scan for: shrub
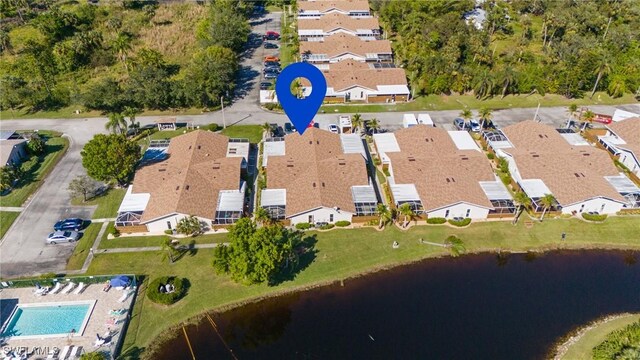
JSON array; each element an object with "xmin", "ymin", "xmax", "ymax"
[
  {"xmin": 146, "ymin": 276, "xmax": 186, "ymax": 305},
  {"xmin": 593, "ymin": 320, "xmax": 640, "ymax": 360},
  {"xmin": 335, "ymin": 220, "xmax": 351, "ymax": 227},
  {"xmin": 582, "ymin": 213, "xmax": 608, "ymax": 222},
  {"xmin": 448, "ymin": 218, "xmax": 471, "ymax": 227},
  {"xmin": 373, "ymin": 157, "xmax": 381, "ymax": 166},
  {"xmin": 486, "ymin": 153, "xmax": 495, "ymax": 160},
  {"xmin": 319, "ymin": 223, "xmax": 335, "ymax": 230},
  {"xmin": 110, "ymin": 227, "xmax": 120, "ymax": 237},
  {"xmin": 164, "ymin": 229, "xmax": 173, "ymax": 235},
  {"xmin": 204, "ymin": 123, "xmax": 220, "ymax": 132},
  {"xmin": 426, "ymin": 217, "xmax": 446, "ymax": 224},
  {"xmin": 500, "ymin": 173, "xmax": 512, "ymax": 186},
  {"xmin": 177, "ymin": 215, "xmax": 203, "ymax": 236},
  {"xmin": 295, "ymin": 222, "xmax": 311, "ymax": 230}
]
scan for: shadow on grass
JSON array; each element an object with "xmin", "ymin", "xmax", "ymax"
[
  {"xmin": 173, "ymin": 240, "xmax": 197, "ymax": 262},
  {"xmin": 118, "ymin": 346, "xmax": 145, "ymax": 360},
  {"xmin": 269, "ymin": 234, "xmax": 318, "ymax": 286}
]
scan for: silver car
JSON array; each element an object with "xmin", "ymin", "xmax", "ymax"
[{"xmin": 47, "ymin": 230, "xmax": 80, "ymax": 244}]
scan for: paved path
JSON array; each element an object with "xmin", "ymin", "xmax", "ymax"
[
  {"xmin": 0, "ymin": 207, "xmax": 24, "ymax": 212},
  {"xmin": 99, "ymin": 242, "xmax": 224, "ymax": 254},
  {"xmin": 80, "ymin": 221, "xmax": 110, "ymax": 272}
]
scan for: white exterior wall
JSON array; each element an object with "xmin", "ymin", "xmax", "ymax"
[
  {"xmin": 331, "ymin": 53, "xmax": 366, "ymax": 63},
  {"xmin": 289, "ymin": 207, "xmax": 353, "ymax": 225},
  {"xmin": 342, "ymin": 86, "xmax": 372, "ymax": 101},
  {"xmin": 618, "ymin": 149, "xmax": 640, "ymax": 176},
  {"xmin": 145, "ymin": 213, "xmax": 213, "ymax": 233},
  {"xmin": 561, "ymin": 198, "xmax": 625, "ymax": 215},
  {"xmin": 426, "ymin": 203, "xmax": 490, "ymax": 220}
]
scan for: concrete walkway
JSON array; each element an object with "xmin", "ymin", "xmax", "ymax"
[
  {"xmin": 80, "ymin": 221, "xmax": 110, "ymax": 272},
  {"xmin": 92, "ymin": 218, "xmax": 116, "ymax": 223},
  {"xmin": 0, "ymin": 207, "xmax": 24, "ymax": 212},
  {"xmin": 99, "ymin": 242, "xmax": 224, "ymax": 254}
]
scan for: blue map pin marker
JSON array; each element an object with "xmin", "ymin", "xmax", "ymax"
[{"xmin": 276, "ymin": 62, "xmax": 327, "ymax": 135}]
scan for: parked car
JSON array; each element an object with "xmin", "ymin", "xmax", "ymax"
[
  {"xmin": 328, "ymin": 124, "xmax": 339, "ymax": 133},
  {"xmin": 263, "ymin": 31, "xmax": 280, "ymax": 40},
  {"xmin": 264, "ymin": 42, "xmax": 278, "ymax": 49},
  {"xmin": 468, "ymin": 119, "xmax": 481, "ymax": 132},
  {"xmin": 54, "ymin": 218, "xmax": 84, "ymax": 231},
  {"xmin": 284, "ymin": 122, "xmax": 297, "ymax": 133},
  {"xmin": 264, "ymin": 68, "xmax": 280, "ymax": 75},
  {"xmin": 47, "ymin": 230, "xmax": 80, "ymax": 244},
  {"xmin": 271, "ymin": 125, "xmax": 285, "ymax": 137},
  {"xmin": 453, "ymin": 118, "xmax": 467, "ymax": 130},
  {"xmin": 264, "ymin": 72, "xmax": 278, "ymax": 79},
  {"xmin": 264, "ymin": 60, "xmax": 280, "ymax": 67},
  {"xmin": 264, "ymin": 55, "xmax": 280, "ymax": 62},
  {"xmin": 260, "ymin": 81, "xmax": 273, "ymax": 90}
]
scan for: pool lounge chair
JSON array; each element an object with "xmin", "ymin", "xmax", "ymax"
[
  {"xmin": 118, "ymin": 290, "xmax": 132, "ymax": 303},
  {"xmin": 69, "ymin": 346, "xmax": 83, "ymax": 359},
  {"xmin": 49, "ymin": 282, "xmax": 62, "ymax": 294},
  {"xmin": 33, "ymin": 286, "xmax": 50, "ymax": 296},
  {"xmin": 74, "ymin": 282, "xmax": 87, "ymax": 294},
  {"xmin": 59, "ymin": 346, "xmax": 71, "ymax": 360},
  {"xmin": 61, "ymin": 282, "xmax": 76, "ymax": 294}
]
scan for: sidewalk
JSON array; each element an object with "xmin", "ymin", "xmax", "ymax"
[{"xmin": 99, "ymin": 243, "xmax": 225, "ymax": 254}]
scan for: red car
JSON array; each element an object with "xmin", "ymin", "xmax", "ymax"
[{"xmin": 263, "ymin": 31, "xmax": 280, "ymax": 40}]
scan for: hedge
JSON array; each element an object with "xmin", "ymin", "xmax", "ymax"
[
  {"xmin": 147, "ymin": 276, "xmax": 186, "ymax": 305},
  {"xmin": 582, "ymin": 213, "xmax": 608, "ymax": 222},
  {"xmin": 335, "ymin": 220, "xmax": 351, "ymax": 227},
  {"xmin": 593, "ymin": 320, "xmax": 640, "ymax": 360},
  {"xmin": 426, "ymin": 217, "xmax": 446, "ymax": 224},
  {"xmin": 319, "ymin": 223, "xmax": 335, "ymax": 230},
  {"xmin": 486, "ymin": 153, "xmax": 495, "ymax": 160},
  {"xmin": 447, "ymin": 218, "xmax": 471, "ymax": 227},
  {"xmin": 295, "ymin": 222, "xmax": 311, "ymax": 230}
]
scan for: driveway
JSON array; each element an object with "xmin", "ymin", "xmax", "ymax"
[{"xmin": 0, "ymin": 121, "xmax": 100, "ymax": 278}]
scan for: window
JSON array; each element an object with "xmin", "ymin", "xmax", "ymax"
[
  {"xmin": 465, "ymin": 209, "xmax": 471, "ymax": 218},
  {"xmin": 579, "ymin": 204, "xmax": 585, "ymax": 213},
  {"xmin": 444, "ymin": 210, "xmax": 450, "ymax": 218},
  {"xmin": 330, "ymin": 214, "xmax": 334, "ymax": 222},
  {"xmin": 215, "ymin": 211, "xmax": 242, "ymax": 224},
  {"xmin": 600, "ymin": 203, "xmax": 605, "ymax": 213},
  {"xmin": 166, "ymin": 221, "xmax": 172, "ymax": 230},
  {"xmin": 308, "ymin": 215, "xmax": 314, "ymax": 223}
]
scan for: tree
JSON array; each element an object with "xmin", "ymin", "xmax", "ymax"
[
  {"xmin": 26, "ymin": 136, "xmax": 45, "ymax": 155},
  {"xmin": 81, "ymin": 134, "xmax": 141, "ymax": 186},
  {"xmin": 80, "ymin": 352, "xmax": 107, "ymax": 360},
  {"xmin": 105, "ymin": 112, "xmax": 127, "ymax": 134},
  {"xmin": 196, "ymin": 0, "xmax": 250, "ymax": 53},
  {"xmin": 111, "ymin": 32, "xmax": 132, "ymax": 71},
  {"xmin": 68, "ymin": 175, "xmax": 99, "ymax": 202},
  {"xmin": 397, "ymin": 203, "xmax": 416, "ymax": 228},
  {"xmin": 177, "ymin": 215, "xmax": 203, "ymax": 236},
  {"xmin": 375, "ymin": 204, "xmax": 392, "ymax": 229},
  {"xmin": 460, "ymin": 109, "xmax": 473, "ymax": 122},
  {"xmin": 513, "ymin": 191, "xmax": 531, "ymax": 224},
  {"xmin": 351, "ymin": 113, "xmax": 363, "ymax": 134},
  {"xmin": 212, "ymin": 218, "xmax": 302, "ymax": 285},
  {"xmin": 539, "ymin": 193, "xmax": 556, "ymax": 221},
  {"xmin": 590, "ymin": 57, "xmax": 611, "ymax": 99},
  {"xmin": 0, "ymin": 166, "xmax": 18, "ymax": 192},
  {"xmin": 124, "ymin": 106, "xmax": 141, "ymax": 135},
  {"xmin": 478, "ymin": 107, "xmax": 492, "ymax": 130},
  {"xmin": 254, "ymin": 206, "xmax": 271, "ymax": 226},
  {"xmin": 182, "ymin": 45, "xmax": 237, "ymax": 108},
  {"xmin": 261, "ymin": 122, "xmax": 272, "ymax": 139},
  {"xmin": 368, "ymin": 118, "xmax": 380, "ymax": 134},
  {"xmin": 160, "ymin": 238, "xmax": 177, "ymax": 263},
  {"xmin": 82, "ymin": 78, "xmax": 127, "ymax": 112},
  {"xmin": 567, "ymin": 104, "xmax": 578, "ymax": 124},
  {"xmin": 444, "ymin": 235, "xmax": 466, "ymax": 257},
  {"xmin": 580, "ymin": 109, "xmax": 596, "ymax": 130}
]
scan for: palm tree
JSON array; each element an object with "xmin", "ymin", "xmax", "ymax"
[
  {"xmin": 105, "ymin": 112, "xmax": 127, "ymax": 134},
  {"xmin": 290, "ymin": 79, "xmax": 303, "ymax": 98},
  {"xmin": 539, "ymin": 193, "xmax": 556, "ymax": 221},
  {"xmin": 351, "ymin": 113, "xmax": 363, "ymax": 134},
  {"xmin": 397, "ymin": 203, "xmax": 415, "ymax": 228},
  {"xmin": 478, "ymin": 107, "xmax": 492, "ymax": 130},
  {"xmin": 581, "ymin": 109, "xmax": 596, "ymax": 131},
  {"xmin": 261, "ymin": 122, "xmax": 272, "ymax": 139},
  {"xmin": 460, "ymin": 109, "xmax": 473, "ymax": 122},
  {"xmin": 444, "ymin": 236, "xmax": 466, "ymax": 257},
  {"xmin": 254, "ymin": 206, "xmax": 271, "ymax": 226},
  {"xmin": 567, "ymin": 104, "xmax": 578, "ymax": 126},
  {"xmin": 513, "ymin": 191, "xmax": 531, "ymax": 224},
  {"xmin": 473, "ymin": 70, "xmax": 494, "ymax": 99},
  {"xmin": 590, "ymin": 57, "xmax": 611, "ymax": 99},
  {"xmin": 123, "ymin": 106, "xmax": 140, "ymax": 135},
  {"xmin": 376, "ymin": 204, "xmax": 392, "ymax": 229},
  {"xmin": 112, "ymin": 32, "xmax": 132, "ymax": 71},
  {"xmin": 160, "ymin": 238, "xmax": 176, "ymax": 263},
  {"xmin": 368, "ymin": 118, "xmax": 380, "ymax": 134}
]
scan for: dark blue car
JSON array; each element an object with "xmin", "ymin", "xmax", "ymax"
[{"xmin": 54, "ymin": 218, "xmax": 84, "ymax": 231}]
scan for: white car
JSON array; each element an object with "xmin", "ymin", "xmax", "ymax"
[
  {"xmin": 47, "ymin": 230, "xmax": 80, "ymax": 244},
  {"xmin": 328, "ymin": 124, "xmax": 339, "ymax": 133}
]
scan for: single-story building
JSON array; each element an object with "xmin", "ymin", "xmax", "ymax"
[
  {"xmin": 298, "ymin": 12, "xmax": 380, "ymax": 41},
  {"xmin": 0, "ymin": 131, "xmax": 27, "ymax": 168},
  {"xmin": 297, "ymin": 0, "xmax": 371, "ymax": 19},
  {"xmin": 598, "ymin": 117, "xmax": 640, "ymax": 178},
  {"xmin": 261, "ymin": 128, "xmax": 377, "ymax": 225},
  {"xmin": 155, "ymin": 117, "xmax": 177, "ymax": 131},
  {"xmin": 300, "ymin": 33, "xmax": 392, "ymax": 63},
  {"xmin": 115, "ymin": 130, "xmax": 248, "ymax": 232},
  {"xmin": 486, "ymin": 120, "xmax": 637, "ymax": 214},
  {"xmin": 373, "ymin": 125, "xmax": 515, "ymax": 219}
]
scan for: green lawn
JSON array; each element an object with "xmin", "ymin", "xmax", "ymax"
[
  {"xmin": 99, "ymin": 231, "xmax": 227, "ymax": 249},
  {"xmin": 86, "ymin": 216, "xmax": 640, "ymax": 356},
  {"xmin": 319, "ymin": 92, "xmax": 638, "ymax": 114},
  {"xmin": 0, "ymin": 135, "xmax": 69, "ymax": 207},
  {"xmin": 66, "ymin": 222, "xmax": 103, "ymax": 270},
  {"xmin": 220, "ymin": 125, "xmax": 263, "ymax": 143},
  {"xmin": 0, "ymin": 211, "xmax": 20, "ymax": 240},
  {"xmin": 71, "ymin": 188, "xmax": 126, "ymax": 219},
  {"xmin": 561, "ymin": 314, "xmax": 640, "ymax": 360},
  {"xmin": 0, "ymin": 105, "xmax": 207, "ymax": 121}
]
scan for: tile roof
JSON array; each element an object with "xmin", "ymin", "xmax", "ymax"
[
  {"xmin": 302, "ymin": 60, "xmax": 407, "ymax": 91},
  {"xmin": 266, "ymin": 128, "xmax": 370, "ymax": 216},
  {"xmin": 500, "ymin": 120, "xmax": 626, "ymax": 205},
  {"xmin": 388, "ymin": 125, "xmax": 495, "ymax": 211},
  {"xmin": 298, "ymin": 0, "xmax": 370, "ymax": 13},
  {"xmin": 298, "ymin": 12, "xmax": 379, "ymax": 31},
  {"xmin": 131, "ymin": 130, "xmax": 243, "ymax": 222},
  {"xmin": 300, "ymin": 33, "xmax": 391, "ymax": 58}
]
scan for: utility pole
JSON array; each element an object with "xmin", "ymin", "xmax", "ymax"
[{"xmin": 221, "ymin": 96, "xmax": 226, "ymax": 129}]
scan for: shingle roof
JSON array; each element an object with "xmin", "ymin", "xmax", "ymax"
[
  {"xmin": 131, "ymin": 130, "xmax": 243, "ymax": 222},
  {"xmin": 300, "ymin": 33, "xmax": 391, "ymax": 58},
  {"xmin": 298, "ymin": 12, "xmax": 379, "ymax": 32},
  {"xmin": 302, "ymin": 60, "xmax": 407, "ymax": 91},
  {"xmin": 266, "ymin": 128, "xmax": 370, "ymax": 216},
  {"xmin": 298, "ymin": 0, "xmax": 370, "ymax": 13},
  {"xmin": 607, "ymin": 117, "xmax": 640, "ymax": 156},
  {"xmin": 388, "ymin": 125, "xmax": 495, "ymax": 211},
  {"xmin": 500, "ymin": 120, "xmax": 626, "ymax": 205},
  {"xmin": 0, "ymin": 139, "xmax": 26, "ymax": 166}
]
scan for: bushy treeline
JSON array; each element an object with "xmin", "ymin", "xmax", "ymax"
[
  {"xmin": 372, "ymin": 0, "xmax": 640, "ymax": 99},
  {"xmin": 0, "ymin": 0, "xmax": 251, "ymax": 112},
  {"xmin": 593, "ymin": 320, "xmax": 640, "ymax": 360}
]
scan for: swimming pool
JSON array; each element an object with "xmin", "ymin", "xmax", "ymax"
[{"xmin": 1, "ymin": 300, "xmax": 96, "ymax": 339}]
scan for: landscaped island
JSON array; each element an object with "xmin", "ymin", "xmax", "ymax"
[{"xmin": 83, "ymin": 216, "xmax": 640, "ymax": 358}]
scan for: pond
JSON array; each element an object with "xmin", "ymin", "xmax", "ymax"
[{"xmin": 156, "ymin": 251, "xmax": 640, "ymax": 359}]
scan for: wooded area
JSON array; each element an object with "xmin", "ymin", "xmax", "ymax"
[
  {"xmin": 372, "ymin": 0, "xmax": 640, "ymax": 99},
  {"xmin": 0, "ymin": 0, "xmax": 250, "ymax": 113}
]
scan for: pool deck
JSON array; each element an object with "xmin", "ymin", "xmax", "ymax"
[{"xmin": 0, "ymin": 283, "xmax": 136, "ymax": 358}]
